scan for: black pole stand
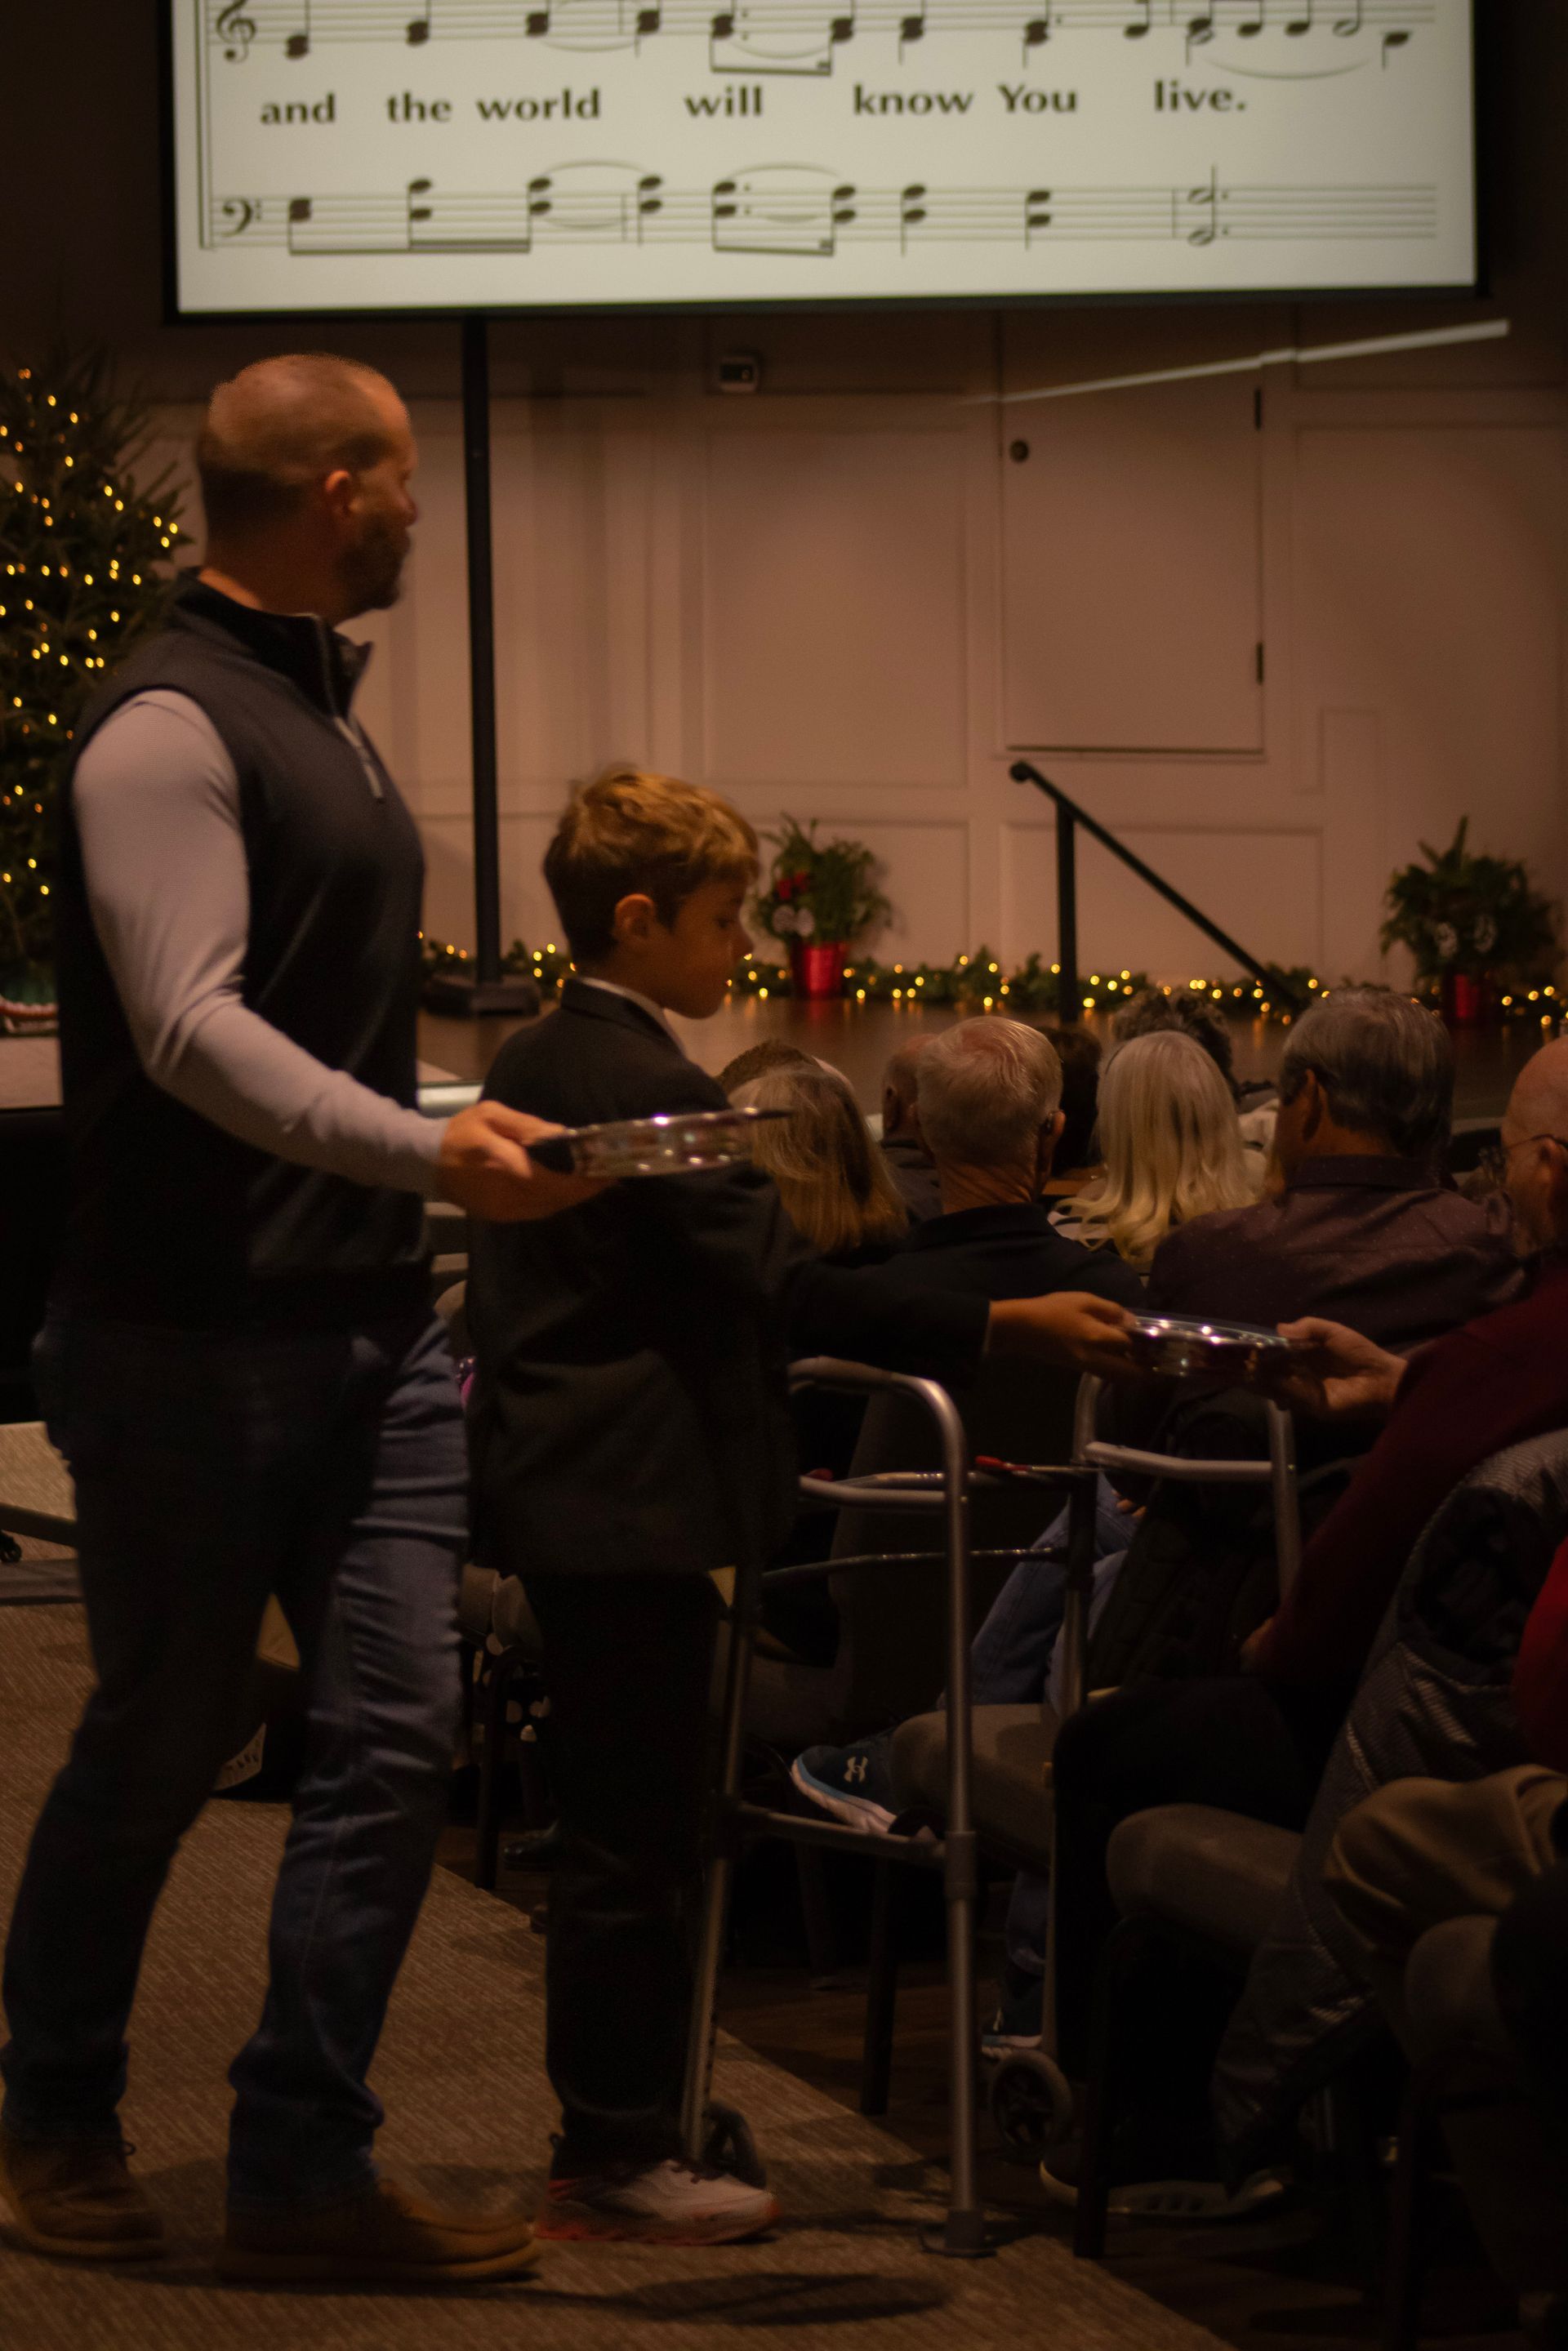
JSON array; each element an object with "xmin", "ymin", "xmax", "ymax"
[
  {"xmin": 1055, "ymin": 798, "xmax": 1079, "ymax": 1028},
  {"xmin": 1012, "ymin": 761, "xmax": 1307, "ymax": 1019},
  {"xmin": 424, "ymin": 315, "xmax": 540, "ymax": 1017}
]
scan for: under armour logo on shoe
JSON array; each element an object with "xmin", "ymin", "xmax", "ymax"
[{"xmin": 845, "ymin": 1757, "xmax": 867, "ymax": 1783}]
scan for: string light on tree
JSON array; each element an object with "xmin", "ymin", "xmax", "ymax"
[{"xmin": 0, "ymin": 350, "xmax": 189, "ymax": 1013}]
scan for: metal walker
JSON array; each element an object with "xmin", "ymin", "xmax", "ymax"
[{"xmin": 678, "ymin": 1354, "xmax": 1102, "ymax": 2255}]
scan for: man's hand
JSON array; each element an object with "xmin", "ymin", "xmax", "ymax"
[
  {"xmin": 436, "ymin": 1102, "xmax": 610, "ymax": 1222},
  {"xmin": 1268, "ymin": 1317, "xmax": 1406, "ymax": 1421},
  {"xmin": 987, "ymin": 1291, "xmax": 1140, "ymax": 1378}
]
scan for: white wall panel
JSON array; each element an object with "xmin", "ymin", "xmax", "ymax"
[{"xmin": 700, "ymin": 426, "xmax": 969, "ymax": 791}]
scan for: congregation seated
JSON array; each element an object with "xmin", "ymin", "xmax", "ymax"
[
  {"xmin": 733, "ymin": 1060, "xmax": 908, "ymax": 1268},
  {"xmin": 1036, "ymin": 1023, "xmax": 1102, "ymax": 1208},
  {"xmin": 1042, "ymin": 1034, "xmax": 1568, "ymax": 2200},
  {"xmin": 811, "ymin": 1016, "xmax": 1144, "ymax": 1325},
  {"xmin": 1147, "ymin": 984, "xmax": 1519, "ymax": 1344},
  {"xmin": 1051, "ymin": 1027, "xmax": 1256, "ymax": 1271},
  {"xmin": 1111, "ymin": 982, "xmax": 1276, "ymax": 1166},
  {"xmin": 875, "ymin": 1039, "xmax": 942, "ymax": 1223}
]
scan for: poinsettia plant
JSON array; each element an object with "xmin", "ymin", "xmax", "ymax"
[
  {"xmin": 756, "ymin": 815, "xmax": 891, "ymax": 949},
  {"xmin": 1381, "ymin": 818, "xmax": 1559, "ymax": 986}
]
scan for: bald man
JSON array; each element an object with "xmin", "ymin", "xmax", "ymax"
[{"xmin": 0, "ymin": 357, "xmax": 586, "ymax": 2283}]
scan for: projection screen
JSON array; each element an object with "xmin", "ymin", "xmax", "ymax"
[{"xmin": 165, "ymin": 0, "xmax": 1477, "ymax": 314}]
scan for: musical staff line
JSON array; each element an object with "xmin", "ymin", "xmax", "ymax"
[
  {"xmin": 207, "ymin": 167, "xmax": 1438, "ymax": 258},
  {"xmin": 208, "ymin": 0, "xmax": 1433, "ymax": 73}
]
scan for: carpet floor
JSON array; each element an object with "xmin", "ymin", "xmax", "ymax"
[{"xmin": 0, "ymin": 1608, "xmax": 1224, "ymax": 2351}]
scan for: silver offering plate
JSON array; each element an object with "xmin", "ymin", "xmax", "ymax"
[
  {"xmin": 528, "ymin": 1105, "xmax": 790, "ymax": 1178},
  {"xmin": 1127, "ymin": 1314, "xmax": 1306, "ymax": 1385}
]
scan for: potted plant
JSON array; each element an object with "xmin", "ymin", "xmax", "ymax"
[
  {"xmin": 755, "ymin": 816, "xmax": 891, "ymax": 999},
  {"xmin": 1381, "ymin": 819, "xmax": 1560, "ymax": 1024}
]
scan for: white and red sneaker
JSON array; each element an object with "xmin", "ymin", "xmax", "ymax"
[{"xmin": 536, "ymin": 2158, "xmax": 779, "ymax": 2245}]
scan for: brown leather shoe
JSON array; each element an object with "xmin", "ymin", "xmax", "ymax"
[
  {"xmin": 218, "ymin": 2175, "xmax": 541, "ymax": 2285},
  {"xmin": 0, "ymin": 2126, "xmax": 166, "ymax": 2261}
]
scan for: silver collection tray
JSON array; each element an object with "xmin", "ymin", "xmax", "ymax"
[
  {"xmin": 1127, "ymin": 1313, "xmax": 1306, "ymax": 1384},
  {"xmin": 528, "ymin": 1105, "xmax": 790, "ymax": 1178}
]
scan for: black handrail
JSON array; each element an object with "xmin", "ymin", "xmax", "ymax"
[{"xmin": 1010, "ymin": 762, "xmax": 1307, "ymax": 1021}]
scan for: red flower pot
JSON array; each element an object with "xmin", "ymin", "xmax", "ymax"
[
  {"xmin": 790, "ymin": 942, "xmax": 846, "ymax": 1000},
  {"xmin": 1439, "ymin": 972, "xmax": 1496, "ymax": 1026}
]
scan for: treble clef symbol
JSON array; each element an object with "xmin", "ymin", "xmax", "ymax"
[{"xmin": 216, "ymin": 1, "xmax": 258, "ymax": 59}]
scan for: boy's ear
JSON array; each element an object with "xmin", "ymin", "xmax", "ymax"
[{"xmin": 610, "ymin": 891, "xmax": 660, "ymax": 951}]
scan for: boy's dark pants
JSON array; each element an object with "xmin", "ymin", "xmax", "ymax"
[{"xmin": 524, "ymin": 1570, "xmax": 721, "ymax": 2172}]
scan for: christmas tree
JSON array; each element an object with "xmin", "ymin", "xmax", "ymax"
[{"xmin": 0, "ymin": 351, "xmax": 189, "ymax": 1010}]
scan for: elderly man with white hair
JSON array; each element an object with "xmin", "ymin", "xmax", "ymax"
[{"xmin": 824, "ymin": 1017, "xmax": 1146, "ymax": 1318}]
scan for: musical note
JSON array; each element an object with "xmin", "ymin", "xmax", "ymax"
[
  {"xmin": 1183, "ymin": 166, "xmax": 1220, "ymax": 245},
  {"xmin": 215, "ymin": 1, "xmax": 256, "ymax": 60},
  {"xmin": 207, "ymin": 167, "xmax": 1437, "ymax": 262},
  {"xmin": 712, "ymin": 165, "xmax": 844, "ymax": 254},
  {"xmin": 1023, "ymin": 186, "xmax": 1054, "ymax": 243},
  {"xmin": 198, "ymin": 0, "xmax": 1434, "ymax": 76}
]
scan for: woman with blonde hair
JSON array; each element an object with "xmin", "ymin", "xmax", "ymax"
[
  {"xmin": 1058, "ymin": 1027, "xmax": 1255, "ymax": 1272},
  {"xmin": 731, "ymin": 1062, "xmax": 908, "ymax": 1265}
]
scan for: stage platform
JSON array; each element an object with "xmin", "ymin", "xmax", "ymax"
[
  {"xmin": 419, "ymin": 997, "xmax": 1540, "ymax": 1129},
  {"xmin": 0, "ymin": 1606, "xmax": 1223, "ymax": 2351}
]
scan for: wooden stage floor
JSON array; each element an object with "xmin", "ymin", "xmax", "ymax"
[{"xmin": 419, "ymin": 995, "xmax": 1546, "ymax": 1127}]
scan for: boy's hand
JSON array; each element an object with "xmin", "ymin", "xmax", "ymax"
[
  {"xmin": 437, "ymin": 1103, "xmax": 610, "ymax": 1222},
  {"xmin": 1268, "ymin": 1317, "xmax": 1406, "ymax": 1421},
  {"xmin": 987, "ymin": 1292, "xmax": 1140, "ymax": 1378}
]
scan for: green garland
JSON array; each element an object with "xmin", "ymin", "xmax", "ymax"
[{"xmin": 421, "ymin": 935, "xmax": 1343, "ymax": 1022}]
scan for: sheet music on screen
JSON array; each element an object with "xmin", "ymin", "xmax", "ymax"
[{"xmin": 166, "ymin": 0, "xmax": 1477, "ymax": 313}]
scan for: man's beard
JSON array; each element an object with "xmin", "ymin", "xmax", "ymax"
[{"xmin": 339, "ymin": 510, "xmax": 410, "ymax": 616}]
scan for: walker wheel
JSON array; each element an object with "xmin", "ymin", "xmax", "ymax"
[
  {"xmin": 989, "ymin": 2050, "xmax": 1075, "ymax": 2162},
  {"xmin": 702, "ymin": 2101, "xmax": 768, "ymax": 2189}
]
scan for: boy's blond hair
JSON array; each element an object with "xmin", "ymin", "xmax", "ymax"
[{"xmin": 544, "ymin": 764, "xmax": 759, "ymax": 962}]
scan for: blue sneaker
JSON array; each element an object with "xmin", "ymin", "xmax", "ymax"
[{"xmin": 790, "ymin": 1732, "xmax": 898, "ymax": 1833}]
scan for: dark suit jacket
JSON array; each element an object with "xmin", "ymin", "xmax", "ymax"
[
  {"xmin": 468, "ymin": 981, "xmax": 989, "ymax": 1578},
  {"xmin": 849, "ymin": 1201, "xmax": 1146, "ymax": 1322}
]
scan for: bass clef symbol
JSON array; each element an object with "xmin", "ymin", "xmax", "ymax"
[{"xmin": 216, "ymin": 1, "xmax": 258, "ymax": 59}]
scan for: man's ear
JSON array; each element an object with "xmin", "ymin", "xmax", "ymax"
[
  {"xmin": 1037, "ymin": 1107, "xmax": 1066, "ymax": 1182},
  {"xmin": 610, "ymin": 892, "xmax": 659, "ymax": 951},
  {"xmin": 881, "ymin": 1085, "xmax": 902, "ymax": 1138},
  {"xmin": 318, "ymin": 467, "xmax": 357, "ymax": 528},
  {"xmin": 1298, "ymin": 1067, "xmax": 1325, "ymax": 1143}
]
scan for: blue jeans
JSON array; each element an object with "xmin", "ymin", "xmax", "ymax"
[
  {"xmin": 969, "ymin": 1478, "xmax": 1134, "ymax": 1981},
  {"xmin": 971, "ymin": 1478, "xmax": 1134, "ymax": 1705},
  {"xmin": 0, "ymin": 1308, "xmax": 466, "ymax": 2208}
]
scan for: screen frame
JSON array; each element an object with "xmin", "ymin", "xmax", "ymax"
[{"xmin": 158, "ymin": 0, "xmax": 1484, "ymax": 327}]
